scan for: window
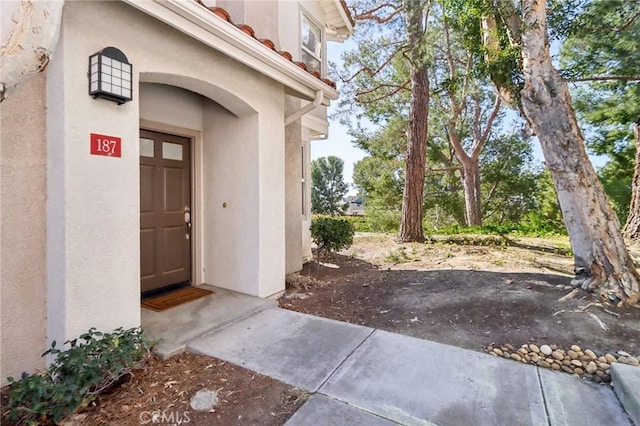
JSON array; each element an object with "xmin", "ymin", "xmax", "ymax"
[{"xmin": 301, "ymin": 14, "xmax": 322, "ymax": 74}]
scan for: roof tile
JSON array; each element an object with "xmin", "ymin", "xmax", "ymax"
[{"xmin": 195, "ymin": 0, "xmax": 336, "ymax": 89}]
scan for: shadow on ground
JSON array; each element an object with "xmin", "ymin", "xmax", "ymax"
[{"xmin": 283, "ymin": 252, "xmax": 640, "ymax": 356}]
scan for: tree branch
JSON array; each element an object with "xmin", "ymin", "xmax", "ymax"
[
  {"xmin": 568, "ymin": 75, "xmax": 640, "ymax": 82},
  {"xmin": 341, "ymin": 44, "xmax": 405, "ymax": 83},
  {"xmin": 356, "ymin": 80, "xmax": 411, "ymax": 104},
  {"xmin": 353, "ymin": 3, "xmax": 403, "ymax": 24},
  {"xmin": 616, "ymin": 10, "xmax": 640, "ymax": 32}
]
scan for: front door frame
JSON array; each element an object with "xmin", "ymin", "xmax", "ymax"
[{"xmin": 140, "ymin": 119, "xmax": 203, "ymax": 291}]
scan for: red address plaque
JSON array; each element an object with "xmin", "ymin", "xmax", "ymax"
[{"xmin": 90, "ymin": 133, "xmax": 121, "ymax": 157}]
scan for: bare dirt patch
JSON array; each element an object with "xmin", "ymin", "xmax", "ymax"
[
  {"xmin": 1, "ymin": 353, "xmax": 307, "ymax": 425},
  {"xmin": 282, "ymin": 233, "xmax": 640, "ymax": 382}
]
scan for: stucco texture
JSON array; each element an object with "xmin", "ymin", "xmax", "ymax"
[{"xmin": 1, "ymin": 72, "xmax": 48, "ymax": 386}]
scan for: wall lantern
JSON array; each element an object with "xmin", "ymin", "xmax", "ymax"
[{"xmin": 88, "ymin": 47, "xmax": 132, "ymax": 105}]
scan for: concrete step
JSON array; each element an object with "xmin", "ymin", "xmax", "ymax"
[{"xmin": 612, "ymin": 363, "xmax": 640, "ymax": 425}]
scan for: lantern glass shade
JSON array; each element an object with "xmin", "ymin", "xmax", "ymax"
[{"xmin": 88, "ymin": 47, "xmax": 132, "ymax": 105}]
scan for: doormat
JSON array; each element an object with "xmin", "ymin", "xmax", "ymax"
[{"xmin": 141, "ymin": 287, "xmax": 214, "ymax": 312}]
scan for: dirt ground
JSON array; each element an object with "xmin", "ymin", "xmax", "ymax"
[
  {"xmin": 1, "ymin": 353, "xmax": 307, "ymax": 426},
  {"xmin": 3, "ymin": 233, "xmax": 638, "ymax": 425},
  {"xmin": 282, "ymin": 233, "xmax": 640, "ymax": 364}
]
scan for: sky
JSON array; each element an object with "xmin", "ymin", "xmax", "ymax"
[{"xmin": 313, "ymin": 37, "xmax": 608, "ymax": 196}]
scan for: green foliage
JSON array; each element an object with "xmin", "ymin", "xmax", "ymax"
[
  {"xmin": 432, "ymin": 213, "xmax": 566, "ymax": 238},
  {"xmin": 311, "ymin": 156, "xmax": 350, "ymax": 216},
  {"xmin": 342, "ymin": 215, "xmax": 371, "ymax": 232},
  {"xmin": 364, "ymin": 206, "xmax": 402, "ymax": 233},
  {"xmin": 558, "ymin": 0, "xmax": 639, "ymax": 223},
  {"xmin": 310, "ymin": 215, "xmax": 355, "ymax": 262},
  {"xmin": 6, "ymin": 327, "xmax": 152, "ymax": 424}
]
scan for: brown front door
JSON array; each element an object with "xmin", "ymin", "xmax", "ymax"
[{"xmin": 139, "ymin": 130, "xmax": 192, "ymax": 294}]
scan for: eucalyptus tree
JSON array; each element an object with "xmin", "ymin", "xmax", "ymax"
[
  {"xmin": 557, "ymin": 0, "xmax": 640, "ymax": 240},
  {"xmin": 447, "ymin": 0, "xmax": 640, "ymax": 304}
]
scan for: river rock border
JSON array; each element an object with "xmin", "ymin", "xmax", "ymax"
[{"xmin": 486, "ymin": 343, "xmax": 640, "ymax": 384}]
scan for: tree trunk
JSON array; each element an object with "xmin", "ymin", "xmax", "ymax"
[
  {"xmin": 460, "ymin": 159, "xmax": 482, "ymax": 226},
  {"xmin": 398, "ymin": 0, "xmax": 431, "ymax": 242},
  {"xmin": 519, "ymin": 0, "xmax": 640, "ymax": 305},
  {"xmin": 623, "ymin": 118, "xmax": 640, "ymax": 241},
  {"xmin": 1, "ymin": 0, "xmax": 64, "ymax": 101}
]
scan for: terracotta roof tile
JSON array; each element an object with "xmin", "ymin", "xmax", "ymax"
[{"xmin": 195, "ymin": 0, "xmax": 336, "ymax": 89}]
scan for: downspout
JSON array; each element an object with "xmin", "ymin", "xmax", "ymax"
[
  {"xmin": 0, "ymin": 0, "xmax": 65, "ymax": 102},
  {"xmin": 285, "ymin": 90, "xmax": 323, "ymax": 126}
]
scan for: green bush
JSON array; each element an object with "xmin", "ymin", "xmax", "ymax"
[
  {"xmin": 431, "ymin": 215, "xmax": 565, "ymax": 237},
  {"xmin": 310, "ymin": 215, "xmax": 355, "ymax": 264},
  {"xmin": 365, "ymin": 208, "xmax": 401, "ymax": 232},
  {"xmin": 5, "ymin": 327, "xmax": 152, "ymax": 424},
  {"xmin": 343, "ymin": 215, "xmax": 371, "ymax": 232}
]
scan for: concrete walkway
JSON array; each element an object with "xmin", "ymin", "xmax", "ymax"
[{"xmin": 187, "ymin": 307, "xmax": 633, "ymax": 426}]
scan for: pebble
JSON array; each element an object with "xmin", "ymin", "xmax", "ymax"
[
  {"xmin": 190, "ymin": 389, "xmax": 218, "ymax": 411},
  {"xmin": 486, "ymin": 342, "xmax": 639, "ymax": 385},
  {"xmin": 584, "ymin": 349, "xmax": 597, "ymax": 360}
]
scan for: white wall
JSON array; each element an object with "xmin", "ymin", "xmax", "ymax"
[
  {"xmin": 46, "ymin": 5, "xmax": 141, "ymax": 348},
  {"xmin": 44, "ymin": 0, "xmax": 289, "ymax": 352}
]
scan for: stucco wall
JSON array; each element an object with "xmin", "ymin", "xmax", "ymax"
[
  {"xmin": 44, "ymin": 0, "xmax": 288, "ymax": 348},
  {"xmin": 0, "ymin": 72, "xmax": 48, "ymax": 386},
  {"xmin": 285, "ymin": 98, "xmax": 304, "ymax": 274}
]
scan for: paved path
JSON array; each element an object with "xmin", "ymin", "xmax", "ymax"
[{"xmin": 188, "ymin": 308, "xmax": 632, "ymax": 426}]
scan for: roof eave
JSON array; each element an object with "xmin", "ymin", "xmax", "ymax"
[{"xmin": 122, "ymin": 0, "xmax": 339, "ymax": 104}]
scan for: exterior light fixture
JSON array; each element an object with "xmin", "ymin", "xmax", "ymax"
[{"xmin": 88, "ymin": 47, "xmax": 132, "ymax": 105}]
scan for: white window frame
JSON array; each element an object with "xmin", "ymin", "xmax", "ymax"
[{"xmin": 301, "ymin": 12, "xmax": 323, "ymax": 75}]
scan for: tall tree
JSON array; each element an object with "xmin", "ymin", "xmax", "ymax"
[
  {"xmin": 470, "ymin": 0, "xmax": 640, "ymax": 304},
  {"xmin": 311, "ymin": 156, "xmax": 349, "ymax": 216},
  {"xmin": 626, "ymin": 119, "xmax": 640, "ymax": 241},
  {"xmin": 398, "ymin": 0, "xmax": 432, "ymax": 241},
  {"xmin": 436, "ymin": 11, "xmax": 502, "ymax": 226},
  {"xmin": 551, "ymin": 0, "xmax": 640, "ymax": 237},
  {"xmin": 557, "ymin": 0, "xmax": 640, "ymax": 235}
]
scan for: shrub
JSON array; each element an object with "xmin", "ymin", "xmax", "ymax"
[
  {"xmin": 365, "ymin": 208, "xmax": 401, "ymax": 232},
  {"xmin": 310, "ymin": 215, "xmax": 355, "ymax": 265},
  {"xmin": 5, "ymin": 327, "xmax": 152, "ymax": 424}
]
